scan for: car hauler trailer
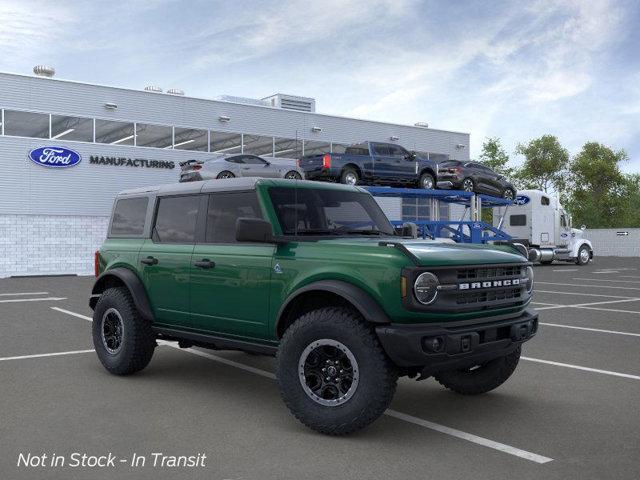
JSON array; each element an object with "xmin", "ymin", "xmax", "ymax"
[{"xmin": 492, "ymin": 190, "xmax": 593, "ymax": 265}]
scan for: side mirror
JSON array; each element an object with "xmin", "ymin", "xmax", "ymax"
[
  {"xmin": 264, "ymin": 161, "xmax": 271, "ymax": 166},
  {"xmin": 581, "ymin": 224, "xmax": 586, "ymax": 230},
  {"xmin": 236, "ymin": 218, "xmax": 274, "ymax": 243},
  {"xmin": 404, "ymin": 152, "xmax": 416, "ymax": 160}
]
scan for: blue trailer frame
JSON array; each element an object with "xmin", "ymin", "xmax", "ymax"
[{"xmin": 364, "ymin": 187, "xmax": 513, "ymax": 244}]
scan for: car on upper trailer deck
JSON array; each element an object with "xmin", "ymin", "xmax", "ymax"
[{"xmin": 437, "ymin": 160, "xmax": 517, "ymax": 199}]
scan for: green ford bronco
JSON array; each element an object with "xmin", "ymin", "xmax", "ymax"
[{"xmin": 90, "ymin": 178, "xmax": 537, "ymax": 435}]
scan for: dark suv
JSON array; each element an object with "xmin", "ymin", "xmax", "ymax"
[
  {"xmin": 90, "ymin": 178, "xmax": 537, "ymax": 435},
  {"xmin": 437, "ymin": 160, "xmax": 516, "ymax": 199}
]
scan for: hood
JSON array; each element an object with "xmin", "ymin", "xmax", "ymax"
[
  {"xmin": 399, "ymin": 240, "xmax": 526, "ymax": 266},
  {"xmin": 316, "ymin": 237, "xmax": 526, "ymax": 266}
]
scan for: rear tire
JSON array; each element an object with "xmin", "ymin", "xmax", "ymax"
[
  {"xmin": 340, "ymin": 168, "xmax": 359, "ymax": 186},
  {"xmin": 276, "ymin": 307, "xmax": 397, "ymax": 435},
  {"xmin": 502, "ymin": 188, "xmax": 516, "ymax": 200},
  {"xmin": 216, "ymin": 171, "xmax": 235, "ymax": 179},
  {"xmin": 419, "ymin": 172, "xmax": 435, "ymax": 189},
  {"xmin": 462, "ymin": 178, "xmax": 475, "ymax": 192},
  {"xmin": 285, "ymin": 171, "xmax": 302, "ymax": 180},
  {"xmin": 434, "ymin": 347, "xmax": 521, "ymax": 395},
  {"xmin": 92, "ymin": 287, "xmax": 155, "ymax": 376}
]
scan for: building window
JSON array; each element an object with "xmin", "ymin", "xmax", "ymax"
[
  {"xmin": 303, "ymin": 140, "xmax": 331, "ymax": 156},
  {"xmin": 173, "ymin": 127, "xmax": 208, "ymax": 151},
  {"xmin": 273, "ymin": 137, "xmax": 302, "ymax": 158},
  {"xmin": 95, "ymin": 119, "xmax": 135, "ymax": 145},
  {"xmin": 210, "ymin": 131, "xmax": 242, "ymax": 154},
  {"xmin": 51, "ymin": 114, "xmax": 94, "ymax": 142},
  {"xmin": 243, "ymin": 135, "xmax": 275, "ymax": 156},
  {"xmin": 135, "ymin": 123, "xmax": 173, "ymax": 148},
  {"xmin": 3, "ymin": 110, "xmax": 50, "ymax": 139}
]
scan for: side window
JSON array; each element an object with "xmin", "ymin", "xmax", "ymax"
[
  {"xmin": 510, "ymin": 214, "xmax": 527, "ymax": 226},
  {"xmin": 387, "ymin": 145, "xmax": 403, "ymax": 157},
  {"xmin": 226, "ymin": 156, "xmax": 244, "ymax": 164},
  {"xmin": 541, "ymin": 196, "xmax": 550, "ymax": 206},
  {"xmin": 206, "ymin": 192, "xmax": 263, "ymax": 243},
  {"xmin": 110, "ymin": 197, "xmax": 148, "ymax": 236},
  {"xmin": 153, "ymin": 195, "xmax": 200, "ymax": 244},
  {"xmin": 560, "ymin": 215, "xmax": 567, "ymax": 228},
  {"xmin": 372, "ymin": 144, "xmax": 390, "ymax": 156},
  {"xmin": 243, "ymin": 156, "xmax": 267, "ymax": 165}
]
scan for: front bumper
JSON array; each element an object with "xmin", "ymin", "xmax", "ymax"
[{"xmin": 375, "ymin": 309, "xmax": 538, "ymax": 373}]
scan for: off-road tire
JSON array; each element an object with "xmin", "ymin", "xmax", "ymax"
[
  {"xmin": 276, "ymin": 307, "xmax": 398, "ymax": 435},
  {"xmin": 434, "ymin": 346, "xmax": 521, "ymax": 395},
  {"xmin": 92, "ymin": 287, "xmax": 155, "ymax": 376},
  {"xmin": 419, "ymin": 172, "xmax": 435, "ymax": 189},
  {"xmin": 340, "ymin": 168, "xmax": 359, "ymax": 186}
]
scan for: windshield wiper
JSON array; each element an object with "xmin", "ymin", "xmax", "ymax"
[{"xmin": 341, "ymin": 229, "xmax": 387, "ymax": 235}]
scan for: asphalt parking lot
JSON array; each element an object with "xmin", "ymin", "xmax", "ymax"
[{"xmin": 1, "ymin": 257, "xmax": 639, "ymax": 480}]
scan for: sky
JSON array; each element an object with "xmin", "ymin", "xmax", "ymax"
[{"xmin": 1, "ymin": 0, "xmax": 639, "ymax": 171}]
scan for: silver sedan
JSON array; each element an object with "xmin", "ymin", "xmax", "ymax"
[{"xmin": 179, "ymin": 154, "xmax": 305, "ymax": 182}]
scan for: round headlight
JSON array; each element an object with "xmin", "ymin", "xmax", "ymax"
[
  {"xmin": 525, "ymin": 266, "xmax": 534, "ymax": 293},
  {"xmin": 414, "ymin": 272, "xmax": 439, "ymax": 305}
]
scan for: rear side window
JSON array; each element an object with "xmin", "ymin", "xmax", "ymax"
[
  {"xmin": 345, "ymin": 146, "xmax": 369, "ymax": 156},
  {"xmin": 153, "ymin": 195, "xmax": 200, "ymax": 243},
  {"xmin": 110, "ymin": 197, "xmax": 148, "ymax": 236},
  {"xmin": 205, "ymin": 192, "xmax": 262, "ymax": 243},
  {"xmin": 510, "ymin": 214, "xmax": 527, "ymax": 226}
]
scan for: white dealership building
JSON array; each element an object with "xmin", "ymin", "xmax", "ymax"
[{"xmin": 0, "ymin": 68, "xmax": 470, "ymax": 277}]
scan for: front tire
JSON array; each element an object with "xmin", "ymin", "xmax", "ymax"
[
  {"xmin": 462, "ymin": 178, "xmax": 475, "ymax": 192},
  {"xmin": 434, "ymin": 347, "xmax": 521, "ymax": 395},
  {"xmin": 502, "ymin": 188, "xmax": 516, "ymax": 200},
  {"xmin": 576, "ymin": 245, "xmax": 591, "ymax": 265},
  {"xmin": 216, "ymin": 171, "xmax": 235, "ymax": 179},
  {"xmin": 276, "ymin": 307, "xmax": 397, "ymax": 435},
  {"xmin": 92, "ymin": 287, "xmax": 155, "ymax": 376}
]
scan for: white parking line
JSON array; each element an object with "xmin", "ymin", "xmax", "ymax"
[
  {"xmin": 531, "ymin": 301, "xmax": 561, "ymax": 306},
  {"xmin": 572, "ymin": 277, "xmax": 640, "ymax": 284},
  {"xmin": 534, "ymin": 298, "xmax": 640, "ymax": 311},
  {"xmin": 49, "ymin": 309, "xmax": 553, "ymax": 464},
  {"xmin": 165, "ymin": 343, "xmax": 553, "ymax": 464},
  {"xmin": 618, "ymin": 275, "xmax": 640, "ymax": 279},
  {"xmin": 540, "ymin": 322, "xmax": 640, "ymax": 337},
  {"xmin": 51, "ymin": 307, "xmax": 93, "ymax": 321},
  {"xmin": 522, "ymin": 357, "xmax": 640, "ymax": 381},
  {"xmin": 0, "ymin": 292, "xmax": 49, "ymax": 296},
  {"xmin": 552, "ymin": 269, "xmax": 578, "ymax": 272},
  {"xmin": 0, "ymin": 297, "xmax": 67, "ymax": 304},
  {"xmin": 0, "ymin": 349, "xmax": 94, "ymax": 362},
  {"xmin": 537, "ymin": 282, "xmax": 640, "ymax": 291},
  {"xmin": 573, "ymin": 306, "xmax": 640, "ymax": 315},
  {"xmin": 535, "ymin": 290, "xmax": 638, "ymax": 299}
]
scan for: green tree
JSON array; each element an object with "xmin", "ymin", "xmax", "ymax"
[
  {"xmin": 479, "ymin": 137, "xmax": 514, "ymax": 177},
  {"xmin": 515, "ymin": 135, "xmax": 569, "ymax": 193},
  {"xmin": 619, "ymin": 174, "xmax": 640, "ymax": 227},
  {"xmin": 566, "ymin": 142, "xmax": 628, "ymax": 228}
]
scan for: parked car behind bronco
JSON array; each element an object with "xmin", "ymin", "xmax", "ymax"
[
  {"xmin": 90, "ymin": 178, "xmax": 537, "ymax": 435},
  {"xmin": 299, "ymin": 141, "xmax": 439, "ymax": 189}
]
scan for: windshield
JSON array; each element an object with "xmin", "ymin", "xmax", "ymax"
[{"xmin": 268, "ymin": 187, "xmax": 396, "ymax": 236}]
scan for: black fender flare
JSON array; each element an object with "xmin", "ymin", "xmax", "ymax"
[
  {"xmin": 419, "ymin": 166, "xmax": 437, "ymax": 180},
  {"xmin": 89, "ymin": 268, "xmax": 154, "ymax": 321},
  {"xmin": 275, "ymin": 280, "xmax": 391, "ymax": 337}
]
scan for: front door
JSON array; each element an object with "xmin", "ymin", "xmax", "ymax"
[
  {"xmin": 240, "ymin": 155, "xmax": 279, "ymax": 178},
  {"xmin": 139, "ymin": 194, "xmax": 201, "ymax": 328},
  {"xmin": 190, "ymin": 191, "xmax": 274, "ymax": 339}
]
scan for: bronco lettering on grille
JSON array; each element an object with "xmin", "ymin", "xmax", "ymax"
[{"xmin": 458, "ymin": 279, "xmax": 520, "ymax": 290}]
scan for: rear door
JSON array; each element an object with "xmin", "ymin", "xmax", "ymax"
[
  {"xmin": 190, "ymin": 191, "xmax": 275, "ymax": 338},
  {"xmin": 139, "ymin": 194, "xmax": 201, "ymax": 328},
  {"xmin": 370, "ymin": 143, "xmax": 393, "ymax": 180}
]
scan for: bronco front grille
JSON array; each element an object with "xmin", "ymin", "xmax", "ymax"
[
  {"xmin": 456, "ymin": 287, "xmax": 522, "ymax": 305},
  {"xmin": 456, "ymin": 265, "xmax": 524, "ymax": 281}
]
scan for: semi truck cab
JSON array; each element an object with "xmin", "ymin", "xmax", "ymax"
[{"xmin": 494, "ymin": 189, "xmax": 593, "ymax": 265}]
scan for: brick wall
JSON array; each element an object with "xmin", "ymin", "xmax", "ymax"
[{"xmin": 0, "ymin": 215, "xmax": 109, "ymax": 277}]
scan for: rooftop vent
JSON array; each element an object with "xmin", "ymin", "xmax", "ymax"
[
  {"xmin": 414, "ymin": 122, "xmax": 429, "ymax": 128},
  {"xmin": 167, "ymin": 88, "xmax": 185, "ymax": 96},
  {"xmin": 33, "ymin": 65, "xmax": 55, "ymax": 78},
  {"xmin": 144, "ymin": 85, "xmax": 163, "ymax": 93},
  {"xmin": 262, "ymin": 93, "xmax": 316, "ymax": 113}
]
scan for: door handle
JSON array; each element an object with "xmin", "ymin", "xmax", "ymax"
[
  {"xmin": 194, "ymin": 259, "xmax": 215, "ymax": 269},
  {"xmin": 140, "ymin": 256, "xmax": 158, "ymax": 265}
]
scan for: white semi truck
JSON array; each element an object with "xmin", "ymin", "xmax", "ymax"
[{"xmin": 493, "ymin": 189, "xmax": 593, "ymax": 265}]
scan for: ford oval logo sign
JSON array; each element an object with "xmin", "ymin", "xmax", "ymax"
[
  {"xmin": 514, "ymin": 195, "xmax": 530, "ymax": 205},
  {"xmin": 28, "ymin": 146, "xmax": 82, "ymax": 168}
]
